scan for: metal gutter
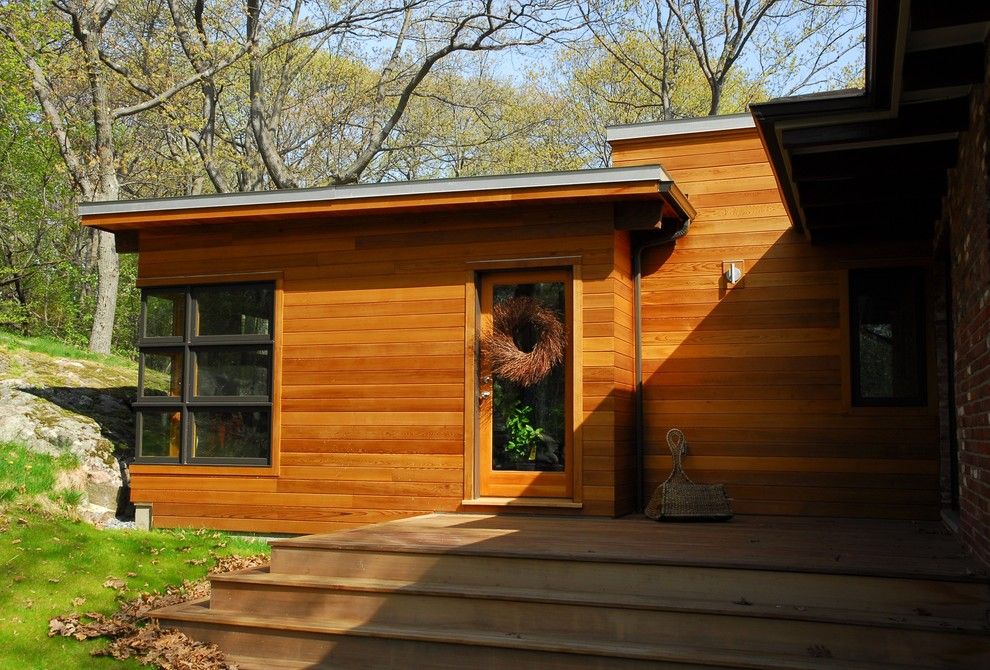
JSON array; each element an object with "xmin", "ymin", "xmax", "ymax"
[
  {"xmin": 606, "ymin": 114, "xmax": 754, "ymax": 143},
  {"xmin": 632, "ymin": 218, "xmax": 691, "ymax": 513},
  {"xmin": 78, "ymin": 165, "xmax": 675, "ymax": 218}
]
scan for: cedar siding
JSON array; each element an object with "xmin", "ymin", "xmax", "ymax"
[
  {"xmin": 611, "ymin": 127, "xmax": 940, "ymax": 519},
  {"xmin": 130, "ymin": 203, "xmax": 630, "ymax": 533},
  {"xmin": 116, "ymin": 125, "xmax": 944, "ymax": 532}
]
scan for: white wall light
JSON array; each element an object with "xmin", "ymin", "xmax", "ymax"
[{"xmin": 723, "ymin": 260, "xmax": 744, "ymax": 285}]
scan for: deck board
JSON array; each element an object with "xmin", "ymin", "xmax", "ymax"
[{"xmin": 277, "ymin": 513, "xmax": 987, "ymax": 581}]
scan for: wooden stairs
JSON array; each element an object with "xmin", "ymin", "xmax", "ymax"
[{"xmin": 152, "ymin": 514, "xmax": 990, "ymax": 669}]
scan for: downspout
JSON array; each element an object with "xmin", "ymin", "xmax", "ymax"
[{"xmin": 633, "ymin": 218, "xmax": 691, "ymax": 512}]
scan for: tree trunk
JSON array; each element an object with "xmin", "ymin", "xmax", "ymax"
[{"xmin": 88, "ymin": 229, "xmax": 119, "ymax": 354}]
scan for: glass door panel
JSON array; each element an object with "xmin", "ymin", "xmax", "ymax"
[{"xmin": 479, "ymin": 270, "xmax": 572, "ymax": 498}]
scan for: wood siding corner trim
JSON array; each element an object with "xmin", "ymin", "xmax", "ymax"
[
  {"xmin": 572, "ymin": 263, "xmax": 585, "ymax": 504},
  {"xmin": 463, "ymin": 272, "xmax": 478, "ymax": 500}
]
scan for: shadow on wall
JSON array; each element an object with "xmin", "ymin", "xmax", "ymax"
[
  {"xmin": 638, "ymin": 228, "xmax": 940, "ymax": 520},
  {"xmin": 19, "ymin": 385, "xmax": 135, "ymax": 459}
]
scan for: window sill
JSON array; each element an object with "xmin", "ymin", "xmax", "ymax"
[{"xmin": 129, "ymin": 463, "xmax": 278, "ymax": 477}]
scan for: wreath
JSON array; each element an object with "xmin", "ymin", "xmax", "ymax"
[{"xmin": 484, "ymin": 296, "xmax": 565, "ymax": 387}]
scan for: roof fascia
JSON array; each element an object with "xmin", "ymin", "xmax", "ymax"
[
  {"xmin": 749, "ymin": 0, "xmax": 910, "ymax": 234},
  {"xmin": 81, "ymin": 165, "xmax": 693, "ymax": 232}
]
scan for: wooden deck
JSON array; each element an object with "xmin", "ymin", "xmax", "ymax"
[
  {"xmin": 154, "ymin": 513, "xmax": 990, "ymax": 669},
  {"xmin": 281, "ymin": 513, "xmax": 986, "ymax": 580}
]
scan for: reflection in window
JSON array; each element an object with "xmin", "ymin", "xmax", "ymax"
[
  {"xmin": 195, "ymin": 284, "xmax": 273, "ymax": 337},
  {"xmin": 192, "ymin": 410, "xmax": 270, "ymax": 460},
  {"xmin": 195, "ymin": 348, "xmax": 270, "ymax": 397},
  {"xmin": 850, "ymin": 268, "xmax": 926, "ymax": 406},
  {"xmin": 141, "ymin": 350, "xmax": 183, "ymax": 397},
  {"xmin": 139, "ymin": 409, "xmax": 182, "ymax": 458},
  {"xmin": 135, "ymin": 282, "xmax": 274, "ymax": 464},
  {"xmin": 144, "ymin": 291, "xmax": 184, "ymax": 338}
]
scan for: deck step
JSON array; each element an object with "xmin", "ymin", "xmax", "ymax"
[
  {"xmin": 155, "ymin": 515, "xmax": 990, "ymax": 669},
  {"xmin": 269, "ymin": 546, "xmax": 990, "ymax": 622},
  {"xmin": 210, "ymin": 569, "xmax": 990, "ymax": 636},
  {"xmin": 155, "ymin": 602, "xmax": 926, "ymax": 670}
]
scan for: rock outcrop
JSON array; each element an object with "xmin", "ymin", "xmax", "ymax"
[{"xmin": 0, "ymin": 343, "xmax": 135, "ymax": 521}]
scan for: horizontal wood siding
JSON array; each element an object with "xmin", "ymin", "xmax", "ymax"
[
  {"xmin": 133, "ymin": 204, "xmax": 620, "ymax": 532},
  {"xmin": 612, "ymin": 129, "xmax": 940, "ymax": 520},
  {"xmin": 611, "ymin": 230, "xmax": 636, "ymax": 515}
]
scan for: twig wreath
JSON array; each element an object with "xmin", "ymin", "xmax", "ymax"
[{"xmin": 485, "ymin": 296, "xmax": 566, "ymax": 387}]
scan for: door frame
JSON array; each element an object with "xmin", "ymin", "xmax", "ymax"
[{"xmin": 462, "ymin": 262, "xmax": 583, "ymax": 504}]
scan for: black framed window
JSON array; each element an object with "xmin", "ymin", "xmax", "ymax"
[
  {"xmin": 849, "ymin": 268, "xmax": 927, "ymax": 407},
  {"xmin": 135, "ymin": 282, "xmax": 274, "ymax": 465}
]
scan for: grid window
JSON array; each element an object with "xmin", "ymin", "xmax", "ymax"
[
  {"xmin": 849, "ymin": 268, "xmax": 927, "ymax": 407},
  {"xmin": 135, "ymin": 282, "xmax": 274, "ymax": 465}
]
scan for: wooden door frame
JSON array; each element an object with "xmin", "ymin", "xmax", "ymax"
[{"xmin": 462, "ymin": 265, "xmax": 583, "ymax": 504}]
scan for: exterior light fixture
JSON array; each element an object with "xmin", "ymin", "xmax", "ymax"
[{"xmin": 723, "ymin": 260, "xmax": 744, "ymax": 285}]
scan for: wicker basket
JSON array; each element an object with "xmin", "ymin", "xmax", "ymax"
[{"xmin": 645, "ymin": 428, "xmax": 732, "ymax": 521}]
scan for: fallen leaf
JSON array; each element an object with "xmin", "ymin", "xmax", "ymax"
[
  {"xmin": 23, "ymin": 599, "xmax": 33, "ymax": 609},
  {"xmin": 126, "ymin": 572, "xmax": 137, "ymax": 578},
  {"xmin": 16, "ymin": 518, "xmax": 28, "ymax": 525},
  {"xmin": 48, "ymin": 578, "xmax": 61, "ymax": 584},
  {"xmin": 13, "ymin": 575, "xmax": 25, "ymax": 582},
  {"xmin": 185, "ymin": 558, "xmax": 207, "ymax": 566},
  {"xmin": 103, "ymin": 578, "xmax": 126, "ymax": 590},
  {"xmin": 11, "ymin": 539, "xmax": 21, "ymax": 545},
  {"xmin": 71, "ymin": 597, "xmax": 86, "ymax": 607}
]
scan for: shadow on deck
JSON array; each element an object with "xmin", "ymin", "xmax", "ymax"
[{"xmin": 154, "ymin": 513, "xmax": 990, "ymax": 669}]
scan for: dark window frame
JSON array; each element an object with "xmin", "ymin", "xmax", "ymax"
[
  {"xmin": 849, "ymin": 268, "xmax": 928, "ymax": 407},
  {"xmin": 134, "ymin": 282, "xmax": 274, "ymax": 465}
]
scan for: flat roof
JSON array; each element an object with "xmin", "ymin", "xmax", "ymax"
[
  {"xmin": 80, "ymin": 164, "xmax": 696, "ymax": 233},
  {"xmin": 79, "ymin": 165, "xmax": 674, "ymax": 217},
  {"xmin": 605, "ymin": 113, "xmax": 755, "ymax": 143}
]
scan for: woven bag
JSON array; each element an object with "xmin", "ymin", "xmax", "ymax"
[{"xmin": 645, "ymin": 428, "xmax": 732, "ymax": 521}]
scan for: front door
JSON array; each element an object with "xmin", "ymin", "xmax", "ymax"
[{"xmin": 478, "ymin": 270, "xmax": 572, "ymax": 498}]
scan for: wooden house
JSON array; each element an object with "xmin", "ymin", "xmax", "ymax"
[{"xmin": 76, "ymin": 2, "xmax": 990, "ymax": 667}]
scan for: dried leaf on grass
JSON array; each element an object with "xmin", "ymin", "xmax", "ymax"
[
  {"xmin": 94, "ymin": 623, "xmax": 234, "ymax": 670},
  {"xmin": 209, "ymin": 553, "xmax": 267, "ymax": 575},
  {"xmin": 50, "ymin": 553, "xmax": 268, "ymax": 670},
  {"xmin": 48, "ymin": 612, "xmax": 133, "ymax": 641}
]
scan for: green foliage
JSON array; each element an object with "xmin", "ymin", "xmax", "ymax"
[
  {"xmin": 503, "ymin": 401, "xmax": 543, "ymax": 462},
  {"xmin": 0, "ymin": 440, "xmax": 270, "ymax": 669}
]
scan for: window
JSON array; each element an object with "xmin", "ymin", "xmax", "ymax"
[
  {"xmin": 849, "ymin": 268, "xmax": 926, "ymax": 406},
  {"xmin": 135, "ymin": 282, "xmax": 274, "ymax": 464}
]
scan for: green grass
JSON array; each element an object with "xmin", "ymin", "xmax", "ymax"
[
  {"xmin": 0, "ymin": 441, "xmax": 81, "ymax": 507},
  {"xmin": 0, "ymin": 330, "xmax": 135, "ymax": 368},
  {"xmin": 0, "ymin": 443, "xmax": 270, "ymax": 669}
]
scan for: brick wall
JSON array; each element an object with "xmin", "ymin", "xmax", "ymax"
[{"xmin": 941, "ymin": 37, "xmax": 990, "ymax": 567}]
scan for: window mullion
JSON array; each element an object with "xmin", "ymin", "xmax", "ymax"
[{"xmin": 182, "ymin": 286, "xmax": 193, "ymax": 463}]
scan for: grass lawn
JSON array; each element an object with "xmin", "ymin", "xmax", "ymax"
[
  {"xmin": 0, "ymin": 330, "xmax": 135, "ymax": 369},
  {"xmin": 0, "ymin": 442, "xmax": 270, "ymax": 670}
]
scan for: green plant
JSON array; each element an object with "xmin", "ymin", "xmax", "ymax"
[{"xmin": 503, "ymin": 401, "xmax": 543, "ymax": 462}]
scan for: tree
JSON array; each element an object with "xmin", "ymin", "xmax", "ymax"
[
  {"xmin": 234, "ymin": 0, "xmax": 585, "ymax": 188},
  {"xmin": 0, "ymin": 1, "xmax": 586, "ymax": 351},
  {"xmin": 0, "ymin": 0, "xmax": 247, "ymax": 352},
  {"xmin": 582, "ymin": 0, "xmax": 865, "ymax": 117}
]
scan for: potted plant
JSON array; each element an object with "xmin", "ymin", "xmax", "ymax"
[{"xmin": 503, "ymin": 401, "xmax": 544, "ymax": 470}]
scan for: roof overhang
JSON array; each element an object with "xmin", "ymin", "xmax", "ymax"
[
  {"xmin": 606, "ymin": 113, "xmax": 754, "ymax": 143},
  {"xmin": 751, "ymin": 1, "xmax": 990, "ymax": 244},
  {"xmin": 80, "ymin": 165, "xmax": 695, "ymax": 232}
]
